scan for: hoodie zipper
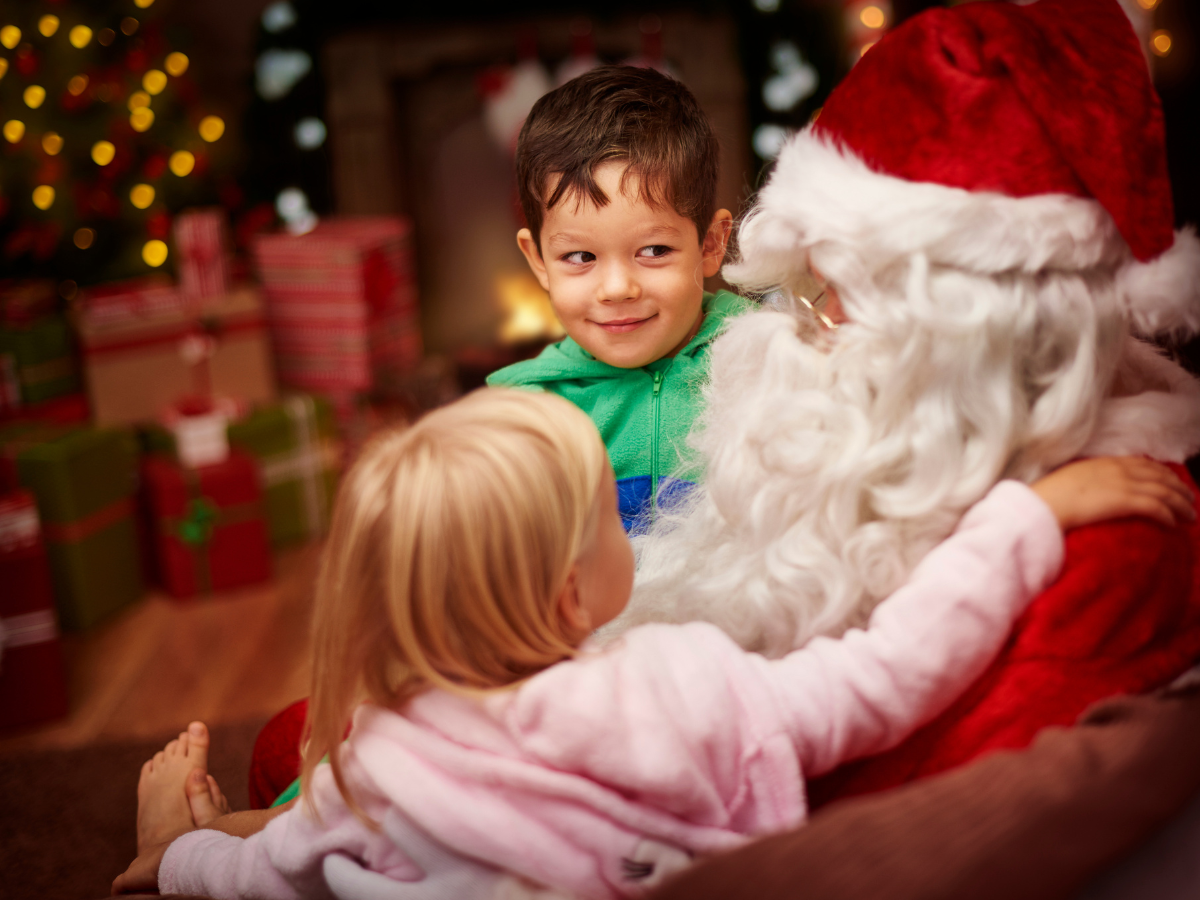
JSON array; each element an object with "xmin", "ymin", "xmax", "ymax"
[{"xmin": 650, "ymin": 369, "xmax": 664, "ymax": 518}]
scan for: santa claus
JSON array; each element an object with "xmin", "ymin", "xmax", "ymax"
[{"xmin": 610, "ymin": 0, "xmax": 1200, "ymax": 800}]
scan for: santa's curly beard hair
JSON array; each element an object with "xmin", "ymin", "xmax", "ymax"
[{"xmin": 600, "ymin": 135, "xmax": 1200, "ymax": 658}]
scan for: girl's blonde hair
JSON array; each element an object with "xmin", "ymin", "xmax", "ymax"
[{"xmin": 302, "ymin": 388, "xmax": 609, "ymax": 817}]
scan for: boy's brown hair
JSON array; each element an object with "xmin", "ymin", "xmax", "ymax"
[{"xmin": 516, "ymin": 65, "xmax": 720, "ymax": 250}]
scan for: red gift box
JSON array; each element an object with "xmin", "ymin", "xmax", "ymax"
[
  {"xmin": 175, "ymin": 209, "xmax": 232, "ymax": 301},
  {"xmin": 141, "ymin": 450, "xmax": 272, "ymax": 598},
  {"xmin": 0, "ymin": 490, "xmax": 70, "ymax": 731}
]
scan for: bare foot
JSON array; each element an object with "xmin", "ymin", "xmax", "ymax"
[
  {"xmin": 135, "ymin": 722, "xmax": 211, "ymax": 854},
  {"xmin": 186, "ymin": 768, "xmax": 231, "ymax": 827}
]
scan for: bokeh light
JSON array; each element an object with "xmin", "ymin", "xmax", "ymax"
[
  {"xmin": 1151, "ymin": 30, "xmax": 1172, "ymax": 57},
  {"xmin": 860, "ymin": 41, "xmax": 877, "ymax": 57},
  {"xmin": 69, "ymin": 25, "xmax": 92, "ymax": 48},
  {"xmin": 294, "ymin": 117, "xmax": 327, "ymax": 149},
  {"xmin": 143, "ymin": 240, "xmax": 169, "ymax": 267},
  {"xmin": 752, "ymin": 0, "xmax": 781, "ymax": 11},
  {"xmin": 143, "ymin": 69, "xmax": 167, "ymax": 95},
  {"xmin": 68, "ymin": 74, "xmax": 89, "ymax": 95},
  {"xmin": 24, "ymin": 85, "xmax": 46, "ymax": 109},
  {"xmin": 74, "ymin": 228, "xmax": 95, "ymax": 249},
  {"xmin": 165, "ymin": 52, "xmax": 189, "ymax": 77},
  {"xmin": 32, "ymin": 185, "xmax": 55, "ymax": 210},
  {"xmin": 38, "ymin": 16, "xmax": 60, "ymax": 37},
  {"xmin": 199, "ymin": 115, "xmax": 226, "ymax": 142},
  {"xmin": 1137, "ymin": 0, "xmax": 1160, "ymax": 9},
  {"xmin": 97, "ymin": 28, "xmax": 115, "ymax": 46},
  {"xmin": 130, "ymin": 107, "xmax": 155, "ymax": 132},
  {"xmin": 263, "ymin": 2, "xmax": 298, "ymax": 33},
  {"xmin": 135, "ymin": 0, "xmax": 157, "ymax": 7},
  {"xmin": 128, "ymin": 90, "xmax": 151, "ymax": 110},
  {"xmin": 3, "ymin": 120, "xmax": 25, "ymax": 143},
  {"xmin": 169, "ymin": 150, "xmax": 195, "ymax": 176},
  {"xmin": 130, "ymin": 184, "xmax": 156, "ymax": 209},
  {"xmin": 91, "ymin": 140, "xmax": 116, "ymax": 166},
  {"xmin": 0, "ymin": 59, "xmax": 7, "ymax": 80},
  {"xmin": 42, "ymin": 132, "xmax": 63, "ymax": 155},
  {"xmin": 0, "ymin": 26, "xmax": 21, "ymax": 50},
  {"xmin": 860, "ymin": 6, "xmax": 886, "ymax": 29},
  {"xmin": 121, "ymin": 18, "xmax": 139, "ymax": 36}
]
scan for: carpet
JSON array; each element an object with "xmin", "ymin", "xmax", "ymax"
[{"xmin": 0, "ymin": 718, "xmax": 265, "ymax": 900}]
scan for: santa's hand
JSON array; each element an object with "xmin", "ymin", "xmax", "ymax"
[{"xmin": 1031, "ymin": 457, "xmax": 1196, "ymax": 531}]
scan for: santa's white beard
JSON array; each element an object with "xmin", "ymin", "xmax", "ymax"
[{"xmin": 602, "ymin": 260, "xmax": 1128, "ymax": 657}]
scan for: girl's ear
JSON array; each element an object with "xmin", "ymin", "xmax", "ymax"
[
  {"xmin": 556, "ymin": 565, "xmax": 592, "ymax": 635},
  {"xmin": 517, "ymin": 228, "xmax": 551, "ymax": 292},
  {"xmin": 701, "ymin": 209, "xmax": 734, "ymax": 278}
]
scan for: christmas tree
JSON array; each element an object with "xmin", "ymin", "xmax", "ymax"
[{"xmin": 0, "ymin": 0, "xmax": 230, "ymax": 292}]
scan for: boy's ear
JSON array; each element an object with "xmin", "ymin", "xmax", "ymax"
[
  {"xmin": 701, "ymin": 209, "xmax": 734, "ymax": 279},
  {"xmin": 517, "ymin": 228, "xmax": 551, "ymax": 292},
  {"xmin": 556, "ymin": 566, "xmax": 592, "ymax": 635}
]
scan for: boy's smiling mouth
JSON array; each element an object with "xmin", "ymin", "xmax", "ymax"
[{"xmin": 594, "ymin": 315, "xmax": 657, "ymax": 334}]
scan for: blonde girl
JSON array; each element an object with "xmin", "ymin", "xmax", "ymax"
[{"xmin": 118, "ymin": 389, "xmax": 1194, "ymax": 900}]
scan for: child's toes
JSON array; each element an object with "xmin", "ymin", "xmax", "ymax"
[
  {"xmin": 185, "ymin": 768, "xmax": 224, "ymax": 827},
  {"xmin": 185, "ymin": 721, "xmax": 210, "ymax": 772},
  {"xmin": 207, "ymin": 774, "xmax": 231, "ymax": 816},
  {"xmin": 163, "ymin": 738, "xmax": 180, "ymax": 759}
]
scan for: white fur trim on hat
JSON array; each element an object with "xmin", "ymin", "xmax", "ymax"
[
  {"xmin": 726, "ymin": 129, "xmax": 1130, "ymax": 289},
  {"xmin": 1116, "ymin": 226, "xmax": 1200, "ymax": 338}
]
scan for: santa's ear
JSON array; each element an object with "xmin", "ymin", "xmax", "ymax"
[{"xmin": 1118, "ymin": 226, "xmax": 1200, "ymax": 339}]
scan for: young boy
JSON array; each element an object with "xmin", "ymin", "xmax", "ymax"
[{"xmin": 487, "ymin": 65, "xmax": 750, "ymax": 531}]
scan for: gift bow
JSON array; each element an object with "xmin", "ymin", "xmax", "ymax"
[{"xmin": 178, "ymin": 497, "xmax": 218, "ymax": 545}]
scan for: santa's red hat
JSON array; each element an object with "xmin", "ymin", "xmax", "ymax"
[{"xmin": 746, "ymin": 0, "xmax": 1199, "ymax": 337}]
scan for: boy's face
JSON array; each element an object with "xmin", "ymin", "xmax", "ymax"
[{"xmin": 517, "ymin": 162, "xmax": 731, "ymax": 369}]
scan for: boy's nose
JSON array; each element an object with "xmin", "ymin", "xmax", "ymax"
[{"xmin": 597, "ymin": 260, "xmax": 639, "ymax": 303}]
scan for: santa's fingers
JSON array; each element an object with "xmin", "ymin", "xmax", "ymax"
[
  {"xmin": 1127, "ymin": 479, "xmax": 1197, "ymax": 524},
  {"xmin": 1114, "ymin": 486, "xmax": 1195, "ymax": 527}
]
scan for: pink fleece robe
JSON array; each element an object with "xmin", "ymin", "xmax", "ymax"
[{"xmin": 160, "ymin": 480, "xmax": 1062, "ymax": 900}]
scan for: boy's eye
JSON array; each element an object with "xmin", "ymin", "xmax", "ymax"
[
  {"xmin": 562, "ymin": 251, "xmax": 596, "ymax": 265},
  {"xmin": 637, "ymin": 245, "xmax": 674, "ymax": 259}
]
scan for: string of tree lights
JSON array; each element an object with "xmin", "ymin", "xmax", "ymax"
[{"xmin": 0, "ymin": 0, "xmax": 230, "ymax": 291}]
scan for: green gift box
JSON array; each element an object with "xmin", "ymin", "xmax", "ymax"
[
  {"xmin": 0, "ymin": 424, "xmax": 144, "ymax": 629},
  {"xmin": 227, "ymin": 396, "xmax": 341, "ymax": 546},
  {"xmin": 0, "ymin": 315, "xmax": 81, "ymax": 406}
]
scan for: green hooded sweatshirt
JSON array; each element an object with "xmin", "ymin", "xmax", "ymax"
[{"xmin": 487, "ymin": 290, "xmax": 752, "ymax": 531}]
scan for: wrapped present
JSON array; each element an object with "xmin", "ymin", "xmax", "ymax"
[
  {"xmin": 252, "ymin": 217, "xmax": 422, "ymax": 395},
  {"xmin": 0, "ymin": 314, "xmax": 82, "ymax": 407},
  {"xmin": 76, "ymin": 280, "xmax": 275, "ymax": 426},
  {"xmin": 0, "ymin": 392, "xmax": 90, "ymax": 428},
  {"xmin": 0, "ymin": 280, "xmax": 58, "ymax": 327},
  {"xmin": 0, "ymin": 490, "xmax": 70, "ymax": 730},
  {"xmin": 141, "ymin": 450, "xmax": 272, "ymax": 598},
  {"xmin": 0, "ymin": 425, "xmax": 144, "ymax": 629},
  {"xmin": 227, "ymin": 395, "xmax": 342, "ymax": 545},
  {"xmin": 175, "ymin": 208, "xmax": 232, "ymax": 301}
]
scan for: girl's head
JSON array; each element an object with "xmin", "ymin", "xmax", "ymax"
[{"xmin": 303, "ymin": 388, "xmax": 632, "ymax": 810}]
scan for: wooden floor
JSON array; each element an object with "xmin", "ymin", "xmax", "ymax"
[{"xmin": 0, "ymin": 543, "xmax": 322, "ymax": 754}]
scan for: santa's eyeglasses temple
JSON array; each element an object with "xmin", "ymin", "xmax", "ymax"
[{"xmin": 797, "ymin": 288, "xmax": 840, "ymax": 331}]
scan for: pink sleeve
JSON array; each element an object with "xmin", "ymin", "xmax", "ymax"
[
  {"xmin": 159, "ymin": 771, "xmax": 423, "ymax": 898},
  {"xmin": 761, "ymin": 480, "xmax": 1064, "ymax": 777}
]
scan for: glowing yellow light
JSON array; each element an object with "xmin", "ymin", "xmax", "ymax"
[
  {"xmin": 143, "ymin": 69, "xmax": 167, "ymax": 95},
  {"xmin": 135, "ymin": 0, "xmax": 156, "ymax": 7},
  {"xmin": 68, "ymin": 74, "xmax": 88, "ymax": 95},
  {"xmin": 496, "ymin": 273, "xmax": 566, "ymax": 344},
  {"xmin": 32, "ymin": 185, "xmax": 55, "ymax": 210},
  {"xmin": 0, "ymin": 59, "xmax": 7, "ymax": 80},
  {"xmin": 0, "ymin": 26, "xmax": 21, "ymax": 50},
  {"xmin": 1137, "ymin": 0, "xmax": 1160, "ymax": 9},
  {"xmin": 23, "ymin": 85, "xmax": 46, "ymax": 109},
  {"xmin": 121, "ymin": 17, "xmax": 139, "ymax": 36},
  {"xmin": 165, "ymin": 52, "xmax": 189, "ymax": 77},
  {"xmin": 38, "ymin": 15, "xmax": 60, "ymax": 37},
  {"xmin": 169, "ymin": 150, "xmax": 195, "ymax": 177},
  {"xmin": 69, "ymin": 25, "xmax": 92, "ymax": 48},
  {"xmin": 143, "ymin": 239, "xmax": 168, "ymax": 267},
  {"xmin": 130, "ymin": 107, "xmax": 155, "ymax": 132},
  {"xmin": 42, "ymin": 132, "xmax": 63, "ymax": 155},
  {"xmin": 3, "ymin": 120, "xmax": 25, "ymax": 143},
  {"xmin": 860, "ymin": 41, "xmax": 877, "ymax": 57},
  {"xmin": 91, "ymin": 140, "xmax": 116, "ymax": 166},
  {"xmin": 97, "ymin": 28, "xmax": 114, "ymax": 47},
  {"xmin": 130, "ymin": 184, "xmax": 156, "ymax": 209},
  {"xmin": 1151, "ymin": 30, "xmax": 1172, "ymax": 57},
  {"xmin": 860, "ymin": 6, "xmax": 885, "ymax": 29},
  {"xmin": 128, "ymin": 90, "xmax": 151, "ymax": 110},
  {"xmin": 74, "ymin": 228, "xmax": 95, "ymax": 250},
  {"xmin": 199, "ymin": 116, "xmax": 225, "ymax": 143}
]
